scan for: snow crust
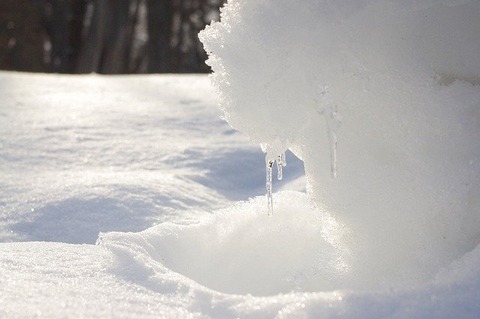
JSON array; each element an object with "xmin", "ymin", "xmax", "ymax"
[{"xmin": 200, "ymin": 0, "xmax": 480, "ymax": 290}]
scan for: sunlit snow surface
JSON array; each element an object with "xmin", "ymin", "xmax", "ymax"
[
  {"xmin": 1, "ymin": 71, "xmax": 479, "ymax": 318},
  {"xmin": 200, "ymin": 0, "xmax": 480, "ymax": 297},
  {"xmin": 0, "ymin": 72, "xmax": 304, "ymax": 244}
]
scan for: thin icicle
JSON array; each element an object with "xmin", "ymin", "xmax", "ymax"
[
  {"xmin": 317, "ymin": 85, "xmax": 340, "ymax": 179},
  {"xmin": 266, "ymin": 159, "xmax": 274, "ymax": 214},
  {"xmin": 265, "ymin": 150, "xmax": 287, "ymax": 214},
  {"xmin": 330, "ymin": 131, "xmax": 338, "ymax": 178},
  {"xmin": 276, "ymin": 154, "xmax": 283, "ymax": 180},
  {"xmin": 325, "ymin": 105, "xmax": 340, "ymax": 179},
  {"xmin": 325, "ymin": 106, "xmax": 341, "ymax": 178}
]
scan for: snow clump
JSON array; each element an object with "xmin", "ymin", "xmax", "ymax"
[{"xmin": 200, "ymin": 0, "xmax": 480, "ymax": 290}]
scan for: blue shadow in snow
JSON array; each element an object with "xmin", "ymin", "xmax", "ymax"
[
  {"xmin": 10, "ymin": 195, "xmax": 163, "ymax": 244},
  {"xmin": 182, "ymin": 148, "xmax": 305, "ymax": 201}
]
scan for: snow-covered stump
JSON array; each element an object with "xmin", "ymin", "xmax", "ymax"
[{"xmin": 199, "ymin": 0, "xmax": 480, "ymax": 291}]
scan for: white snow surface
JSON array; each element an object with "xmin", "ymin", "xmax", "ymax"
[
  {"xmin": 1, "ymin": 69, "xmax": 479, "ymax": 318},
  {"xmin": 2, "ymin": 3, "xmax": 480, "ymax": 318},
  {"xmin": 200, "ymin": 0, "xmax": 480, "ymax": 293}
]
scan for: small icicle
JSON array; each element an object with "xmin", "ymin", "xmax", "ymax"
[
  {"xmin": 265, "ymin": 148, "xmax": 287, "ymax": 214},
  {"xmin": 266, "ymin": 159, "xmax": 274, "ymax": 214},
  {"xmin": 317, "ymin": 85, "xmax": 340, "ymax": 178},
  {"xmin": 281, "ymin": 152, "xmax": 287, "ymax": 167},
  {"xmin": 325, "ymin": 106, "xmax": 340, "ymax": 179},
  {"xmin": 276, "ymin": 155, "xmax": 283, "ymax": 180},
  {"xmin": 330, "ymin": 131, "xmax": 338, "ymax": 178}
]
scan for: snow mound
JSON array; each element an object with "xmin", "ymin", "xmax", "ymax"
[
  {"xmin": 100, "ymin": 192, "xmax": 480, "ymax": 317},
  {"xmin": 102, "ymin": 192, "xmax": 347, "ymax": 296},
  {"xmin": 200, "ymin": 0, "xmax": 480, "ymax": 290}
]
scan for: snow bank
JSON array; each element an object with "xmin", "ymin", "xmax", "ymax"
[
  {"xmin": 102, "ymin": 192, "xmax": 346, "ymax": 296},
  {"xmin": 1, "ymin": 60, "xmax": 478, "ymax": 316},
  {"xmin": 100, "ymin": 192, "xmax": 480, "ymax": 317},
  {"xmin": 0, "ymin": 242, "xmax": 198, "ymax": 318},
  {"xmin": 0, "ymin": 72, "xmax": 282, "ymax": 243},
  {"xmin": 200, "ymin": 0, "xmax": 480, "ymax": 290}
]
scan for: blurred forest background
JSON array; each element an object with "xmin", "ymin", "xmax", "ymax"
[{"xmin": 0, "ymin": 0, "xmax": 225, "ymax": 74}]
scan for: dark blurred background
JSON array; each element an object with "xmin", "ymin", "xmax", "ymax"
[{"xmin": 0, "ymin": 0, "xmax": 225, "ymax": 74}]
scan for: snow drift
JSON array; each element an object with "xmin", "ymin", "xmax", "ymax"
[
  {"xmin": 4, "ymin": 0, "xmax": 479, "ymax": 317},
  {"xmin": 199, "ymin": 0, "xmax": 480, "ymax": 290},
  {"xmin": 100, "ymin": 197, "xmax": 480, "ymax": 317},
  {"xmin": 102, "ymin": 192, "xmax": 347, "ymax": 296},
  {"xmin": 1, "ymin": 66, "xmax": 479, "ymax": 317}
]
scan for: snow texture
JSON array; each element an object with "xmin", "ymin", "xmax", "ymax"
[
  {"xmin": 200, "ymin": 0, "xmax": 480, "ymax": 290},
  {"xmin": 0, "ymin": 68, "xmax": 479, "ymax": 317},
  {"xmin": 1, "ymin": 1, "xmax": 480, "ymax": 317}
]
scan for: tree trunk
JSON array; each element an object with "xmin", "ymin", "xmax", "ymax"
[
  {"xmin": 101, "ymin": 0, "xmax": 131, "ymax": 73},
  {"xmin": 76, "ymin": 0, "xmax": 109, "ymax": 73},
  {"xmin": 146, "ymin": 0, "xmax": 174, "ymax": 73},
  {"xmin": 0, "ymin": 0, "xmax": 48, "ymax": 72}
]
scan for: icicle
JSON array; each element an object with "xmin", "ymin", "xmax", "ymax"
[
  {"xmin": 281, "ymin": 152, "xmax": 286, "ymax": 167},
  {"xmin": 276, "ymin": 152, "xmax": 287, "ymax": 180},
  {"xmin": 329, "ymin": 130, "xmax": 338, "ymax": 178},
  {"xmin": 325, "ymin": 105, "xmax": 340, "ymax": 179},
  {"xmin": 266, "ymin": 150, "xmax": 287, "ymax": 214},
  {"xmin": 317, "ymin": 85, "xmax": 340, "ymax": 179},
  {"xmin": 266, "ymin": 159, "xmax": 274, "ymax": 214},
  {"xmin": 276, "ymin": 154, "xmax": 283, "ymax": 180}
]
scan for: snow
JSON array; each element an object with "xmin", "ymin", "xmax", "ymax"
[
  {"xmin": 200, "ymin": 0, "xmax": 480, "ymax": 291},
  {"xmin": 0, "ymin": 71, "xmax": 308, "ymax": 318},
  {"xmin": 1, "ymin": 2, "xmax": 480, "ymax": 316},
  {"xmin": 0, "ymin": 72, "xmax": 302, "ymax": 245},
  {"xmin": 1, "ymin": 70, "xmax": 479, "ymax": 319}
]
